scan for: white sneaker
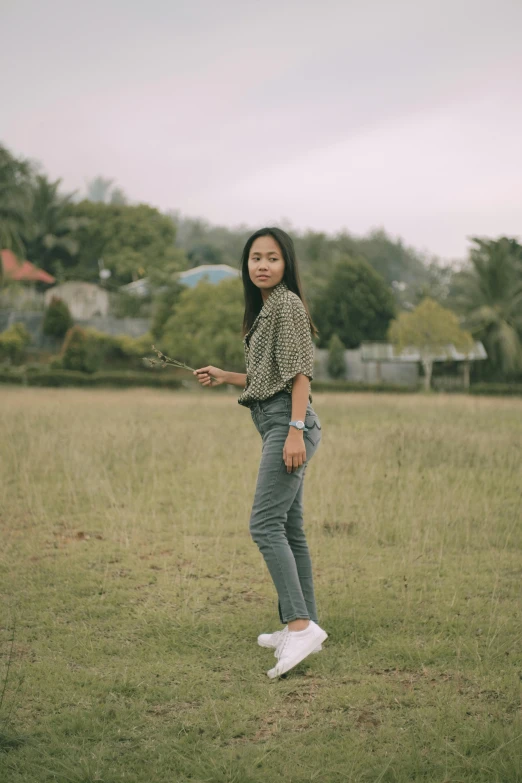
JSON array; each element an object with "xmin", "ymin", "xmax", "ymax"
[
  {"xmin": 266, "ymin": 620, "xmax": 328, "ymax": 679},
  {"xmin": 257, "ymin": 625, "xmax": 323, "ymax": 656}
]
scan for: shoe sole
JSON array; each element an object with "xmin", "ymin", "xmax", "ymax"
[
  {"xmin": 257, "ymin": 639, "xmax": 323, "ymax": 655},
  {"xmin": 267, "ymin": 628, "xmax": 328, "ymax": 678},
  {"xmin": 274, "ymin": 644, "xmax": 322, "ymax": 657}
]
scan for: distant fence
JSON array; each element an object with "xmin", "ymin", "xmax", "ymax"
[
  {"xmin": 1, "ymin": 309, "xmax": 419, "ymax": 387},
  {"xmin": 314, "ymin": 348, "xmax": 418, "ymax": 386}
]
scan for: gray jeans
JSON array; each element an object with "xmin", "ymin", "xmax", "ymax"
[{"xmin": 248, "ymin": 390, "xmax": 323, "ymax": 625}]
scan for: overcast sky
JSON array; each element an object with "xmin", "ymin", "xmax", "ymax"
[{"xmin": 2, "ymin": 0, "xmax": 521, "ymax": 261}]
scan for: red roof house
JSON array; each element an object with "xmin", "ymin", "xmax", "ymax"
[{"xmin": 1, "ymin": 249, "xmax": 56, "ymax": 284}]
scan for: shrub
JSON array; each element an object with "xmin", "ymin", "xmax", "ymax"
[
  {"xmin": 59, "ymin": 326, "xmax": 101, "ymax": 373},
  {"xmin": 0, "ymin": 367, "xmax": 184, "ymax": 389},
  {"xmin": 42, "ymin": 296, "xmax": 73, "ymax": 338},
  {"xmin": 52, "ymin": 328, "xmax": 155, "ymax": 374},
  {"xmin": 0, "ymin": 369, "xmax": 24, "ymax": 385},
  {"xmin": 0, "ymin": 323, "xmax": 32, "ymax": 365},
  {"xmin": 150, "ymin": 281, "xmax": 185, "ymax": 340},
  {"xmin": 327, "ymin": 333, "xmax": 346, "ymax": 379},
  {"xmin": 97, "ymin": 331, "xmax": 154, "ymax": 367},
  {"xmin": 469, "ymin": 383, "xmax": 522, "ymax": 397}
]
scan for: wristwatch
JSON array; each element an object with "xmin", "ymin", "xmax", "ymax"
[{"xmin": 289, "ymin": 419, "xmax": 308, "ymax": 432}]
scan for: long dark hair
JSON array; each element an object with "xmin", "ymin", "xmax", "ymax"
[{"xmin": 240, "ymin": 227, "xmax": 319, "ymax": 339}]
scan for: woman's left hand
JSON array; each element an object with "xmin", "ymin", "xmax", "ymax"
[{"xmin": 283, "ymin": 431, "xmax": 306, "ymax": 473}]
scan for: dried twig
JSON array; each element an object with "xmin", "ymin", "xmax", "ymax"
[{"xmin": 143, "ymin": 345, "xmax": 218, "ymax": 385}]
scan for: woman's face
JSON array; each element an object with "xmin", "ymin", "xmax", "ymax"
[{"xmin": 248, "ymin": 235, "xmax": 285, "ymax": 296}]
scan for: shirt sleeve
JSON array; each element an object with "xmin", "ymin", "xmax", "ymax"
[{"xmin": 274, "ymin": 295, "xmax": 315, "ymax": 384}]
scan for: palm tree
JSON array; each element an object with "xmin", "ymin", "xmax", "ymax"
[
  {"xmin": 23, "ymin": 175, "xmax": 83, "ymax": 277},
  {"xmin": 450, "ymin": 237, "xmax": 522, "ymax": 375},
  {"xmin": 0, "ymin": 145, "xmax": 33, "ymax": 265}
]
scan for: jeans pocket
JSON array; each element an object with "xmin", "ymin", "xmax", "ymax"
[
  {"xmin": 304, "ymin": 414, "xmax": 322, "ymax": 447},
  {"xmin": 262, "ymin": 399, "xmax": 292, "ymax": 420}
]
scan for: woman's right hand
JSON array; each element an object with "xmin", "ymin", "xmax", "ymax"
[{"xmin": 193, "ymin": 366, "xmax": 227, "ymax": 387}]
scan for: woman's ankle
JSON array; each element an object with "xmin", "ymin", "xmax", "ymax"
[{"xmin": 288, "ymin": 619, "xmax": 310, "ymax": 631}]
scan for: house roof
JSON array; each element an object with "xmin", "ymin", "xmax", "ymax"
[
  {"xmin": 1, "ymin": 249, "xmax": 56, "ymax": 284},
  {"xmin": 178, "ymin": 264, "xmax": 240, "ymax": 287},
  {"xmin": 119, "ymin": 263, "xmax": 240, "ymax": 297}
]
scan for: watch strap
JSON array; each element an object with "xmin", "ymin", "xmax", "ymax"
[{"xmin": 289, "ymin": 420, "xmax": 308, "ymax": 431}]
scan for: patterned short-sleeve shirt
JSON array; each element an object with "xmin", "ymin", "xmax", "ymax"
[{"xmin": 237, "ymin": 279, "xmax": 315, "ymax": 408}]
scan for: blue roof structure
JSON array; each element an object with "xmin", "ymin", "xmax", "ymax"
[
  {"xmin": 178, "ymin": 264, "xmax": 240, "ymax": 288},
  {"xmin": 119, "ymin": 264, "xmax": 240, "ymax": 297}
]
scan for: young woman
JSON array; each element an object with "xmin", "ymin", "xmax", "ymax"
[{"xmin": 193, "ymin": 227, "xmax": 328, "ymax": 678}]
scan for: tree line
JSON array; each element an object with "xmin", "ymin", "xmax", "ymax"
[{"xmin": 1, "ymin": 142, "xmax": 522, "ymax": 381}]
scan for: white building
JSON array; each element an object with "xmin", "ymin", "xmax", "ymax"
[{"xmin": 44, "ymin": 281, "xmax": 110, "ymax": 319}]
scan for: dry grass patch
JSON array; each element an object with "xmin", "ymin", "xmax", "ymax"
[{"xmin": 1, "ymin": 387, "xmax": 521, "ymax": 783}]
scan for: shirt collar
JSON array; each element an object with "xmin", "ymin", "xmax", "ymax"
[
  {"xmin": 259, "ymin": 278, "xmax": 288, "ymax": 318},
  {"xmin": 244, "ymin": 278, "xmax": 289, "ymax": 342}
]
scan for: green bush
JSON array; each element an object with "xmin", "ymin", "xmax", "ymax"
[
  {"xmin": 469, "ymin": 383, "xmax": 522, "ymax": 397},
  {"xmin": 53, "ymin": 327, "xmax": 155, "ymax": 373},
  {"xmin": 0, "ymin": 367, "xmax": 184, "ymax": 389},
  {"xmin": 160, "ymin": 277, "xmax": 245, "ymax": 371},
  {"xmin": 150, "ymin": 281, "xmax": 185, "ymax": 340},
  {"xmin": 0, "ymin": 323, "xmax": 32, "ymax": 365},
  {"xmin": 42, "ymin": 296, "xmax": 73, "ymax": 338},
  {"xmin": 98, "ymin": 331, "xmax": 155, "ymax": 366},
  {"xmin": 327, "ymin": 333, "xmax": 347, "ymax": 379},
  {"xmin": 0, "ymin": 369, "xmax": 24, "ymax": 384},
  {"xmin": 59, "ymin": 326, "xmax": 101, "ymax": 373}
]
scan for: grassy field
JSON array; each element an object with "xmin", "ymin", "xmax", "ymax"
[{"xmin": 1, "ymin": 387, "xmax": 521, "ymax": 783}]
